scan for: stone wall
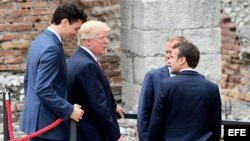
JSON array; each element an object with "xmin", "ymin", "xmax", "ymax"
[
  {"xmin": 120, "ymin": 0, "xmax": 221, "ymax": 109},
  {"xmin": 220, "ymin": 0, "xmax": 250, "ymax": 101},
  {"xmin": 220, "ymin": 12, "xmax": 242, "ymax": 96}
]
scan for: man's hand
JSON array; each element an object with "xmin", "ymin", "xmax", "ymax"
[
  {"xmin": 70, "ymin": 104, "xmax": 84, "ymax": 122},
  {"xmin": 117, "ymin": 135, "xmax": 125, "ymax": 141},
  {"xmin": 116, "ymin": 105, "xmax": 125, "ymax": 118}
]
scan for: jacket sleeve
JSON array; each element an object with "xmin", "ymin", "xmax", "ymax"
[
  {"xmin": 78, "ymin": 63, "xmax": 121, "ymax": 141},
  {"xmin": 137, "ymin": 72, "xmax": 154, "ymax": 141},
  {"xmin": 35, "ymin": 46, "xmax": 73, "ymax": 120},
  {"xmin": 209, "ymin": 86, "xmax": 222, "ymax": 141},
  {"xmin": 146, "ymin": 81, "xmax": 167, "ymax": 141}
]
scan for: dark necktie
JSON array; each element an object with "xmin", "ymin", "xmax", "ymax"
[{"xmin": 97, "ymin": 60, "xmax": 102, "ymax": 69}]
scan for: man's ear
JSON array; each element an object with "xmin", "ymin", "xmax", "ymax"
[
  {"xmin": 179, "ymin": 56, "xmax": 186, "ymax": 65},
  {"xmin": 61, "ymin": 19, "xmax": 69, "ymax": 27},
  {"xmin": 82, "ymin": 39, "xmax": 89, "ymax": 46}
]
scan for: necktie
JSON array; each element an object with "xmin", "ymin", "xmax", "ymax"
[{"xmin": 97, "ymin": 60, "xmax": 102, "ymax": 69}]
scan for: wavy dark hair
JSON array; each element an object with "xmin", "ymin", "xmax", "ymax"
[{"xmin": 51, "ymin": 3, "xmax": 87, "ymax": 25}]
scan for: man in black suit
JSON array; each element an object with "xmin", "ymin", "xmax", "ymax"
[
  {"xmin": 137, "ymin": 36, "xmax": 187, "ymax": 141},
  {"xmin": 147, "ymin": 42, "xmax": 221, "ymax": 141},
  {"xmin": 67, "ymin": 20, "xmax": 124, "ymax": 141}
]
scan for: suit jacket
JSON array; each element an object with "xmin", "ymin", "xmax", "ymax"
[
  {"xmin": 147, "ymin": 70, "xmax": 221, "ymax": 141},
  {"xmin": 20, "ymin": 29, "xmax": 73, "ymax": 140},
  {"xmin": 137, "ymin": 66, "xmax": 170, "ymax": 141},
  {"xmin": 67, "ymin": 47, "xmax": 121, "ymax": 141}
]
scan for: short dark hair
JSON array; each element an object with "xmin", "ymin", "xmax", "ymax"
[
  {"xmin": 173, "ymin": 42, "xmax": 200, "ymax": 68},
  {"xmin": 51, "ymin": 3, "xmax": 87, "ymax": 25}
]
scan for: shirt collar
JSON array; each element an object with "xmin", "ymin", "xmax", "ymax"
[
  {"xmin": 80, "ymin": 46, "xmax": 98, "ymax": 62},
  {"xmin": 180, "ymin": 68, "xmax": 195, "ymax": 72},
  {"xmin": 47, "ymin": 26, "xmax": 62, "ymax": 43}
]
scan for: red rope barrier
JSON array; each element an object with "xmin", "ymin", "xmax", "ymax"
[
  {"xmin": 14, "ymin": 118, "xmax": 63, "ymax": 141},
  {"xmin": 5, "ymin": 92, "xmax": 63, "ymax": 141},
  {"xmin": 5, "ymin": 98, "xmax": 14, "ymax": 140}
]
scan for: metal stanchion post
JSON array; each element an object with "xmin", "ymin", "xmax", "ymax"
[
  {"xmin": 3, "ymin": 89, "xmax": 10, "ymax": 141},
  {"xmin": 225, "ymin": 99, "xmax": 232, "ymax": 119},
  {"xmin": 69, "ymin": 119, "xmax": 77, "ymax": 141}
]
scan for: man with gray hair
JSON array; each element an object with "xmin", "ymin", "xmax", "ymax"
[{"xmin": 67, "ymin": 20, "xmax": 124, "ymax": 141}]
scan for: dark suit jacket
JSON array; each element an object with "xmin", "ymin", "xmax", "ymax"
[
  {"xmin": 147, "ymin": 70, "xmax": 221, "ymax": 141},
  {"xmin": 137, "ymin": 66, "xmax": 170, "ymax": 141},
  {"xmin": 67, "ymin": 47, "xmax": 121, "ymax": 141},
  {"xmin": 20, "ymin": 29, "xmax": 73, "ymax": 140}
]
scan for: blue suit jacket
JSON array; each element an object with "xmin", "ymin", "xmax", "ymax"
[
  {"xmin": 67, "ymin": 47, "xmax": 121, "ymax": 141},
  {"xmin": 20, "ymin": 29, "xmax": 73, "ymax": 140},
  {"xmin": 147, "ymin": 70, "xmax": 222, "ymax": 141},
  {"xmin": 137, "ymin": 66, "xmax": 170, "ymax": 141}
]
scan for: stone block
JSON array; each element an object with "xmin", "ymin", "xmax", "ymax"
[
  {"xmin": 220, "ymin": 80, "xmax": 228, "ymax": 88},
  {"xmin": 0, "ymin": 50, "xmax": 23, "ymax": 57},
  {"xmin": 31, "ymin": 9, "xmax": 54, "ymax": 16},
  {"xmin": 120, "ymin": 53, "xmax": 134, "ymax": 83},
  {"xmin": 183, "ymin": 28, "xmax": 221, "ymax": 54},
  {"xmin": 133, "ymin": 0, "xmax": 220, "ymax": 30},
  {"xmin": 121, "ymin": 81, "xmax": 141, "ymax": 110},
  {"xmin": 134, "ymin": 56, "xmax": 165, "ymax": 84},
  {"xmin": 120, "ymin": 0, "xmax": 133, "ymax": 27},
  {"xmin": 21, "ymin": 2, "xmax": 34, "ymax": 9},
  {"xmin": 7, "ymin": 64, "xmax": 23, "ymax": 72},
  {"xmin": 5, "ymin": 24, "xmax": 33, "ymax": 32},
  {"xmin": 0, "ymin": 65, "xmax": 7, "ymax": 71},
  {"xmin": 120, "ymin": 27, "xmax": 143, "ymax": 55},
  {"xmin": 229, "ymin": 64, "xmax": 240, "ymax": 70},
  {"xmin": 0, "ymin": 57, "xmax": 3, "ymax": 63},
  {"xmin": 4, "ymin": 56, "xmax": 24, "ymax": 64},
  {"xmin": 0, "ymin": 33, "xmax": 22, "ymax": 41},
  {"xmin": 142, "ymin": 30, "xmax": 182, "ymax": 57},
  {"xmin": 1, "ymin": 41, "xmax": 29, "ymax": 50},
  {"xmin": 228, "ymin": 82, "xmax": 235, "ymax": 89},
  {"xmin": 195, "ymin": 54, "xmax": 221, "ymax": 83},
  {"xmin": 121, "ymin": 27, "xmax": 182, "ymax": 56},
  {"xmin": 0, "ymin": 24, "xmax": 4, "ymax": 32},
  {"xmin": 244, "ymin": 93, "xmax": 250, "ymax": 101}
]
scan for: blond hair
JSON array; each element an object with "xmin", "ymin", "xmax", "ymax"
[
  {"xmin": 77, "ymin": 20, "xmax": 110, "ymax": 46},
  {"xmin": 167, "ymin": 35, "xmax": 188, "ymax": 43}
]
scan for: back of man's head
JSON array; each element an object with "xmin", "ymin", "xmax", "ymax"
[
  {"xmin": 167, "ymin": 35, "xmax": 188, "ymax": 43},
  {"xmin": 173, "ymin": 42, "xmax": 200, "ymax": 68}
]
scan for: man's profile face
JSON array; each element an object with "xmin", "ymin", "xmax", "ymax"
[
  {"xmin": 167, "ymin": 48, "xmax": 182, "ymax": 74},
  {"xmin": 165, "ymin": 40, "xmax": 179, "ymax": 66},
  {"xmin": 62, "ymin": 19, "xmax": 83, "ymax": 41},
  {"xmin": 88, "ymin": 31, "xmax": 109, "ymax": 57}
]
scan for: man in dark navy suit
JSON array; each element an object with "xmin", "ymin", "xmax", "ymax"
[
  {"xmin": 20, "ymin": 3, "xmax": 87, "ymax": 141},
  {"xmin": 137, "ymin": 36, "xmax": 187, "ymax": 141},
  {"xmin": 147, "ymin": 42, "xmax": 221, "ymax": 141},
  {"xmin": 67, "ymin": 20, "xmax": 125, "ymax": 141}
]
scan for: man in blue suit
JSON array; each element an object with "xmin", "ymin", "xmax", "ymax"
[
  {"xmin": 20, "ymin": 3, "xmax": 87, "ymax": 141},
  {"xmin": 147, "ymin": 42, "xmax": 222, "ymax": 141},
  {"xmin": 137, "ymin": 36, "xmax": 187, "ymax": 141},
  {"xmin": 67, "ymin": 20, "xmax": 125, "ymax": 141}
]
